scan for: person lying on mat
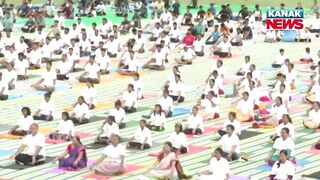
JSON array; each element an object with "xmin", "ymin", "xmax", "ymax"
[
  {"xmin": 118, "ymin": 51, "xmax": 139, "ymax": 76},
  {"xmin": 174, "ymin": 46, "xmax": 196, "ymax": 65},
  {"xmin": 33, "ymin": 92, "xmax": 55, "ymax": 121},
  {"xmin": 212, "ymin": 35, "xmax": 231, "ymax": 58},
  {"xmin": 139, "ymin": 142, "xmax": 191, "ymax": 180},
  {"xmin": 300, "ymin": 47, "xmax": 314, "ymax": 63},
  {"xmin": 218, "ymin": 112, "xmax": 241, "ymax": 137},
  {"xmin": 10, "ymin": 123, "xmax": 46, "ymax": 165},
  {"xmin": 122, "ymin": 84, "xmax": 138, "ymax": 113},
  {"xmin": 218, "ymin": 125, "xmax": 241, "ymax": 162},
  {"xmin": 143, "ymin": 45, "xmax": 166, "ymax": 71},
  {"xmin": 109, "ymin": 100, "xmax": 126, "ymax": 129},
  {"xmin": 266, "ymin": 128, "xmax": 295, "ymax": 166},
  {"xmin": 272, "ymin": 49, "xmax": 288, "ymax": 68},
  {"xmin": 167, "ymin": 74, "xmax": 185, "ymax": 103},
  {"xmin": 49, "ymin": 112, "xmax": 74, "ymax": 141},
  {"xmin": 158, "ymin": 89, "xmax": 174, "ymax": 118},
  {"xmin": 78, "ymin": 55, "xmax": 100, "ymax": 84},
  {"xmin": 198, "ymin": 147, "xmax": 230, "ymax": 180},
  {"xmin": 146, "ymin": 104, "xmax": 167, "ymax": 131},
  {"xmin": 268, "ymin": 150, "xmax": 295, "ymax": 180},
  {"xmin": 53, "ymin": 136, "xmax": 87, "ymax": 170},
  {"xmin": 183, "ymin": 106, "xmax": 204, "ymax": 136},
  {"xmin": 169, "ymin": 123, "xmax": 188, "ymax": 154},
  {"xmin": 127, "ymin": 119, "xmax": 152, "ymax": 150},
  {"xmin": 81, "ymin": 80, "xmax": 97, "ymax": 110},
  {"xmin": 303, "ymin": 101, "xmax": 320, "ymax": 129},
  {"xmin": 95, "ymin": 116, "xmax": 120, "ymax": 145},
  {"xmin": 236, "ymin": 55, "xmax": 252, "ymax": 76},
  {"xmin": 9, "ymin": 107, "xmax": 34, "ymax": 136},
  {"xmin": 232, "ymin": 92, "xmax": 254, "ymax": 122},
  {"xmin": 305, "ymin": 77, "xmax": 320, "ymax": 103},
  {"xmin": 198, "ymin": 91, "xmax": 220, "ymax": 120},
  {"xmin": 270, "ymin": 114, "xmax": 295, "ymax": 143},
  {"xmin": 31, "ymin": 61, "xmax": 56, "ymax": 92},
  {"xmin": 70, "ymin": 96, "xmax": 90, "ymax": 124},
  {"xmin": 130, "ymin": 73, "xmax": 144, "ymax": 100},
  {"xmin": 90, "ymin": 135, "xmax": 125, "ymax": 176}
]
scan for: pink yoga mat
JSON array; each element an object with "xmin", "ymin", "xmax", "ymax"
[
  {"xmin": 46, "ymin": 132, "xmax": 96, "ymax": 144},
  {"xmin": 43, "ymin": 167, "xmax": 72, "ymax": 174},
  {"xmin": 230, "ymin": 174, "xmax": 250, "ymax": 180},
  {"xmin": 148, "ymin": 145, "xmax": 209, "ymax": 157},
  {"xmin": 143, "ymin": 93, "xmax": 159, "ymax": 99},
  {"xmin": 290, "ymin": 94, "xmax": 304, "ymax": 102},
  {"xmin": 292, "ymin": 61, "xmax": 311, "ymax": 64},
  {"xmin": 305, "ymin": 146, "xmax": 320, "ymax": 154},
  {"xmin": 224, "ymin": 78, "xmax": 238, "ymax": 85},
  {"xmin": 83, "ymin": 165, "xmax": 143, "ymax": 179},
  {"xmin": 186, "ymin": 127, "xmax": 219, "ymax": 138},
  {"xmin": 289, "ymin": 105, "xmax": 305, "ymax": 113}
]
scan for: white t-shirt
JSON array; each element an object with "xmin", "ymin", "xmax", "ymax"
[
  {"xmin": 270, "ymin": 104, "xmax": 288, "ymax": 121},
  {"xmin": 134, "ymin": 127, "xmax": 152, "ymax": 146},
  {"xmin": 181, "ymin": 48, "xmax": 196, "ymax": 60},
  {"xmin": 218, "ymin": 41, "xmax": 231, "ymax": 53},
  {"xmin": 193, "ymin": 39, "xmax": 205, "ymax": 52},
  {"xmin": 236, "ymin": 99, "xmax": 253, "ymax": 115},
  {"xmin": 168, "ymin": 81, "xmax": 184, "ymax": 96},
  {"xmin": 22, "ymin": 133, "xmax": 46, "ymax": 156},
  {"xmin": 18, "ymin": 116, "xmax": 34, "ymax": 131},
  {"xmin": 28, "ymin": 49, "xmax": 42, "ymax": 65},
  {"xmin": 39, "ymin": 100, "xmax": 55, "ymax": 116},
  {"xmin": 152, "ymin": 50, "xmax": 166, "ymax": 66},
  {"xmin": 0, "ymin": 80, "xmax": 8, "ymax": 95},
  {"xmin": 308, "ymin": 109, "xmax": 320, "ymax": 124},
  {"xmin": 85, "ymin": 63, "xmax": 100, "ymax": 79},
  {"xmin": 199, "ymin": 157, "xmax": 230, "ymax": 180},
  {"xmin": 276, "ymin": 123, "xmax": 295, "ymax": 140},
  {"xmin": 109, "ymin": 108, "xmax": 126, "ymax": 123},
  {"xmin": 275, "ymin": 54, "xmax": 288, "ymax": 65},
  {"xmin": 73, "ymin": 103, "xmax": 90, "ymax": 119},
  {"xmin": 222, "ymin": 119, "xmax": 241, "ymax": 135},
  {"xmin": 57, "ymin": 61, "xmax": 71, "ymax": 75},
  {"xmin": 240, "ymin": 62, "xmax": 252, "ymax": 73},
  {"xmin": 159, "ymin": 96, "xmax": 174, "ymax": 112},
  {"xmin": 123, "ymin": 91, "xmax": 138, "ymax": 108},
  {"xmin": 96, "ymin": 53, "xmax": 111, "ymax": 70},
  {"xmin": 186, "ymin": 113, "xmax": 204, "ymax": 131},
  {"xmin": 41, "ymin": 70, "xmax": 56, "ymax": 87},
  {"xmin": 273, "ymin": 137, "xmax": 295, "ymax": 156},
  {"xmin": 82, "ymin": 87, "xmax": 97, "ymax": 106},
  {"xmin": 105, "ymin": 40, "xmax": 119, "ymax": 54},
  {"xmin": 311, "ymin": 84, "xmax": 320, "ymax": 102},
  {"xmin": 103, "ymin": 144, "xmax": 125, "ymax": 163},
  {"xmin": 130, "ymin": 79, "xmax": 143, "ymax": 98},
  {"xmin": 201, "ymin": 98, "xmax": 219, "ymax": 114},
  {"xmin": 2, "ymin": 69, "xmax": 17, "ymax": 85},
  {"xmin": 14, "ymin": 59, "xmax": 29, "ymax": 76},
  {"xmin": 219, "ymin": 134, "xmax": 240, "ymax": 154},
  {"xmin": 101, "ymin": 122, "xmax": 120, "ymax": 138},
  {"xmin": 152, "ymin": 27, "xmax": 163, "ymax": 38},
  {"xmin": 57, "ymin": 119, "xmax": 75, "ymax": 135},
  {"xmin": 271, "ymin": 160, "xmax": 295, "ymax": 180},
  {"xmin": 150, "ymin": 112, "xmax": 166, "ymax": 127},
  {"xmin": 169, "ymin": 132, "xmax": 188, "ymax": 149}
]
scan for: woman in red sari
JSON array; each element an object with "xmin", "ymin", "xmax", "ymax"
[{"xmin": 53, "ymin": 136, "xmax": 87, "ymax": 170}]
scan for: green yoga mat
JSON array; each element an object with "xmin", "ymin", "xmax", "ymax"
[
  {"xmin": 303, "ymin": 171, "xmax": 320, "ymax": 179},
  {"xmin": 0, "ymin": 156, "xmax": 55, "ymax": 170},
  {"xmin": 239, "ymin": 130, "xmax": 263, "ymax": 140}
]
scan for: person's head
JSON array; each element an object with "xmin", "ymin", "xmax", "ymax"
[
  {"xmin": 109, "ymin": 134, "xmax": 120, "ymax": 146},
  {"xmin": 245, "ymin": 55, "xmax": 250, "ymax": 63},
  {"xmin": 223, "ymin": 36, "xmax": 228, "ymax": 43},
  {"xmin": 127, "ymin": 84, "xmax": 134, "ymax": 92},
  {"xmin": 306, "ymin": 47, "xmax": 310, "ymax": 53},
  {"xmin": 139, "ymin": 119, "xmax": 147, "ymax": 128},
  {"xmin": 288, "ymin": 63, "xmax": 294, "ymax": 71},
  {"xmin": 279, "ymin": 48, "xmax": 285, "ymax": 55},
  {"xmin": 162, "ymin": 89, "xmax": 169, "ymax": 98},
  {"xmin": 196, "ymin": 34, "xmax": 202, "ymax": 40},
  {"xmin": 78, "ymin": 96, "xmax": 85, "ymax": 104},
  {"xmin": 107, "ymin": 115, "xmax": 115, "ymax": 125},
  {"xmin": 46, "ymin": 61, "xmax": 52, "ymax": 71},
  {"xmin": 313, "ymin": 101, "xmax": 320, "ymax": 111},
  {"xmin": 280, "ymin": 127, "xmax": 290, "ymax": 139},
  {"xmin": 228, "ymin": 112, "xmax": 236, "ymax": 121},
  {"xmin": 212, "ymin": 70, "xmax": 218, "ymax": 78},
  {"xmin": 191, "ymin": 106, "xmax": 198, "ymax": 115},
  {"xmin": 282, "ymin": 114, "xmax": 292, "ymax": 124},
  {"xmin": 279, "ymin": 83, "xmax": 286, "ymax": 93},
  {"xmin": 242, "ymin": 91, "xmax": 249, "ymax": 100},
  {"xmin": 21, "ymin": 107, "xmax": 31, "ymax": 117},
  {"xmin": 174, "ymin": 74, "xmax": 181, "ymax": 82},
  {"xmin": 280, "ymin": 3, "xmax": 285, "ymax": 9},
  {"xmin": 275, "ymin": 96, "xmax": 283, "ymax": 106},
  {"xmin": 88, "ymin": 55, "xmax": 95, "ymax": 64},
  {"xmin": 114, "ymin": 99, "xmax": 122, "ymax": 109},
  {"xmin": 163, "ymin": 141, "xmax": 173, "ymax": 153},
  {"xmin": 72, "ymin": 136, "xmax": 82, "ymax": 146},
  {"xmin": 255, "ymin": 4, "xmax": 260, "ymax": 9},
  {"xmin": 173, "ymin": 66, "xmax": 180, "ymax": 74},
  {"xmin": 249, "ymin": 80, "xmax": 255, "ymax": 89},
  {"xmin": 226, "ymin": 124, "xmax": 234, "ymax": 136},
  {"xmin": 62, "ymin": 111, "xmax": 70, "ymax": 121},
  {"xmin": 174, "ymin": 123, "xmax": 183, "ymax": 133},
  {"xmin": 207, "ymin": 91, "xmax": 215, "ymax": 99},
  {"xmin": 208, "ymin": 79, "xmax": 215, "ymax": 87},
  {"xmin": 154, "ymin": 104, "xmax": 162, "ymax": 113},
  {"xmin": 246, "ymin": 72, "xmax": 252, "ymax": 80},
  {"xmin": 29, "ymin": 123, "xmax": 39, "ymax": 136},
  {"xmin": 214, "ymin": 24, "xmax": 219, "ymax": 31},
  {"xmin": 216, "ymin": 60, "xmax": 223, "ymax": 68},
  {"xmin": 44, "ymin": 92, "xmax": 52, "ymax": 102},
  {"xmin": 213, "ymin": 147, "xmax": 223, "ymax": 159},
  {"xmin": 278, "ymin": 150, "xmax": 289, "ymax": 167},
  {"xmin": 183, "ymin": 46, "xmax": 188, "ymax": 52}
]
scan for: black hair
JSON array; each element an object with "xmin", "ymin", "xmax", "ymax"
[
  {"xmin": 226, "ymin": 124, "xmax": 235, "ymax": 131},
  {"xmin": 175, "ymin": 123, "xmax": 183, "ymax": 133},
  {"xmin": 21, "ymin": 107, "xmax": 31, "ymax": 116},
  {"xmin": 281, "ymin": 127, "xmax": 290, "ymax": 134},
  {"xmin": 215, "ymin": 147, "xmax": 223, "ymax": 155},
  {"xmin": 62, "ymin": 111, "xmax": 70, "ymax": 120}
]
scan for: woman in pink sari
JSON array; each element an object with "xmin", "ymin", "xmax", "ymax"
[{"xmin": 53, "ymin": 136, "xmax": 87, "ymax": 170}]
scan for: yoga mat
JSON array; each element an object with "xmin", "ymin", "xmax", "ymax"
[
  {"xmin": 290, "ymin": 94, "xmax": 304, "ymax": 102},
  {"xmin": 0, "ymin": 156, "xmax": 55, "ymax": 170},
  {"xmin": 292, "ymin": 61, "xmax": 310, "ymax": 65},
  {"xmin": 0, "ymin": 124, "xmax": 14, "ymax": 132},
  {"xmin": 296, "ymin": 159, "xmax": 310, "ymax": 166},
  {"xmin": 184, "ymin": 84, "xmax": 199, "ymax": 93},
  {"xmin": 239, "ymin": 130, "xmax": 263, "ymax": 140},
  {"xmin": 8, "ymin": 95, "xmax": 23, "ymax": 100},
  {"xmin": 224, "ymin": 78, "xmax": 238, "ymax": 85},
  {"xmin": 32, "ymin": 85, "xmax": 73, "ymax": 95},
  {"xmin": 224, "ymin": 86, "xmax": 234, "ymax": 96},
  {"xmin": 83, "ymin": 165, "xmax": 143, "ymax": 179},
  {"xmin": 143, "ymin": 92, "xmax": 159, "ymax": 99},
  {"xmin": 305, "ymin": 146, "xmax": 320, "ymax": 154},
  {"xmin": 289, "ymin": 105, "xmax": 305, "ymax": 113},
  {"xmin": 296, "ymin": 83, "xmax": 308, "ymax": 90},
  {"xmin": 303, "ymin": 171, "xmax": 320, "ymax": 179},
  {"xmin": 85, "ymin": 143, "xmax": 106, "ymax": 150},
  {"xmin": 74, "ymin": 116, "xmax": 105, "ymax": 126},
  {"xmin": 186, "ymin": 127, "xmax": 219, "ymax": 138},
  {"xmin": 261, "ymin": 67, "xmax": 277, "ymax": 72},
  {"xmin": 256, "ymin": 164, "xmax": 272, "ymax": 171},
  {"xmin": 0, "ymin": 134, "xmax": 23, "ymax": 140},
  {"xmin": 0, "ymin": 150, "xmax": 15, "ymax": 156},
  {"xmin": 172, "ymin": 107, "xmax": 190, "ymax": 116},
  {"xmin": 148, "ymin": 145, "xmax": 209, "ymax": 157},
  {"xmin": 230, "ymin": 174, "xmax": 250, "ymax": 180},
  {"xmin": 43, "ymin": 167, "xmax": 71, "ymax": 175},
  {"xmin": 39, "ymin": 127, "xmax": 56, "ymax": 135}
]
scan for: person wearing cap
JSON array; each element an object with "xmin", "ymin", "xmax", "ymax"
[{"xmin": 78, "ymin": 55, "xmax": 100, "ymax": 84}]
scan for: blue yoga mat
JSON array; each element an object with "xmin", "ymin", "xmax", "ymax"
[
  {"xmin": 256, "ymin": 164, "xmax": 272, "ymax": 171},
  {"xmin": 32, "ymin": 85, "xmax": 72, "ymax": 95},
  {"xmin": 172, "ymin": 108, "xmax": 190, "ymax": 116},
  {"xmin": 282, "ymin": 30, "xmax": 296, "ymax": 42},
  {"xmin": 8, "ymin": 95, "xmax": 23, "ymax": 100},
  {"xmin": 0, "ymin": 150, "xmax": 15, "ymax": 156},
  {"xmin": 296, "ymin": 83, "xmax": 307, "ymax": 90},
  {"xmin": 224, "ymin": 87, "xmax": 233, "ymax": 95},
  {"xmin": 297, "ymin": 159, "xmax": 310, "ymax": 166},
  {"xmin": 261, "ymin": 67, "xmax": 277, "ymax": 72}
]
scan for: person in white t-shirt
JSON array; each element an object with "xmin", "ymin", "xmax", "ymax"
[
  {"xmin": 56, "ymin": 54, "xmax": 71, "ymax": 80},
  {"xmin": 184, "ymin": 106, "xmax": 204, "ymax": 135},
  {"xmin": 131, "ymin": 73, "xmax": 144, "ymax": 99},
  {"xmin": 268, "ymin": 150, "xmax": 295, "ymax": 180},
  {"xmin": 95, "ymin": 116, "xmax": 120, "ymax": 145},
  {"xmin": 118, "ymin": 51, "xmax": 139, "ymax": 76},
  {"xmin": 79, "ymin": 56, "xmax": 101, "ymax": 84},
  {"xmin": 70, "ymin": 96, "xmax": 90, "ymax": 124},
  {"xmin": 259, "ymin": 97, "xmax": 288, "ymax": 127},
  {"xmin": 169, "ymin": 123, "xmax": 188, "ymax": 154},
  {"xmin": 219, "ymin": 125, "xmax": 240, "ymax": 161},
  {"xmin": 233, "ymin": 91, "xmax": 254, "ymax": 122},
  {"xmin": 122, "ymin": 84, "xmax": 138, "ymax": 113},
  {"xmin": 266, "ymin": 127, "xmax": 295, "ymax": 166},
  {"xmin": 218, "ymin": 112, "xmax": 241, "ymax": 137},
  {"xmin": 31, "ymin": 62, "xmax": 56, "ymax": 92},
  {"xmin": 33, "ymin": 92, "xmax": 55, "ymax": 121},
  {"xmin": 2, "ymin": 63, "xmax": 17, "ymax": 90},
  {"xmin": 159, "ymin": 89, "xmax": 174, "ymax": 117},
  {"xmin": 297, "ymin": 27, "xmax": 312, "ymax": 42},
  {"xmin": 128, "ymin": 120, "xmax": 152, "ymax": 150},
  {"xmin": 27, "ymin": 43, "xmax": 42, "ymax": 69},
  {"xmin": 10, "ymin": 123, "xmax": 46, "ymax": 165},
  {"xmin": 270, "ymin": 114, "xmax": 295, "ymax": 143},
  {"xmin": 81, "ymin": 80, "xmax": 97, "ymax": 110},
  {"xmin": 309, "ymin": 13, "xmax": 320, "ymax": 33},
  {"xmin": 175, "ymin": 46, "xmax": 196, "ymax": 65},
  {"xmin": 49, "ymin": 112, "xmax": 74, "ymax": 141},
  {"xmin": 0, "ymin": 73, "xmax": 9, "ymax": 100},
  {"xmin": 272, "ymin": 49, "xmax": 288, "ymax": 68},
  {"xmin": 147, "ymin": 104, "xmax": 167, "ymax": 131},
  {"xmin": 198, "ymin": 91, "xmax": 220, "ymax": 120},
  {"xmin": 198, "ymin": 147, "xmax": 230, "ymax": 180},
  {"xmin": 168, "ymin": 74, "xmax": 185, "ymax": 103},
  {"xmin": 300, "ymin": 47, "xmax": 314, "ymax": 63},
  {"xmin": 110, "ymin": 100, "xmax": 126, "ymax": 129},
  {"xmin": 9, "ymin": 107, "xmax": 34, "ymax": 136},
  {"xmin": 213, "ymin": 36, "xmax": 232, "ymax": 58},
  {"xmin": 105, "ymin": 35, "xmax": 120, "ymax": 58},
  {"xmin": 303, "ymin": 101, "xmax": 320, "ymax": 129},
  {"xmin": 143, "ymin": 45, "xmax": 165, "ymax": 71},
  {"xmin": 193, "ymin": 34, "xmax": 205, "ymax": 56},
  {"xmin": 96, "ymin": 48, "xmax": 111, "ymax": 75},
  {"xmin": 305, "ymin": 77, "xmax": 320, "ymax": 103},
  {"xmin": 236, "ymin": 55, "xmax": 251, "ymax": 76},
  {"xmin": 211, "ymin": 60, "xmax": 226, "ymax": 78},
  {"xmin": 90, "ymin": 135, "xmax": 125, "ymax": 175},
  {"xmin": 14, "ymin": 53, "xmax": 29, "ymax": 80}
]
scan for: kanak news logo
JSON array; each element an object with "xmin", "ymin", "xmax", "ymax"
[{"xmin": 266, "ymin": 9, "xmax": 304, "ymax": 30}]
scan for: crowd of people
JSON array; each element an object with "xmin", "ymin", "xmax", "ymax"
[{"xmin": 0, "ymin": 0, "xmax": 320, "ymax": 179}]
